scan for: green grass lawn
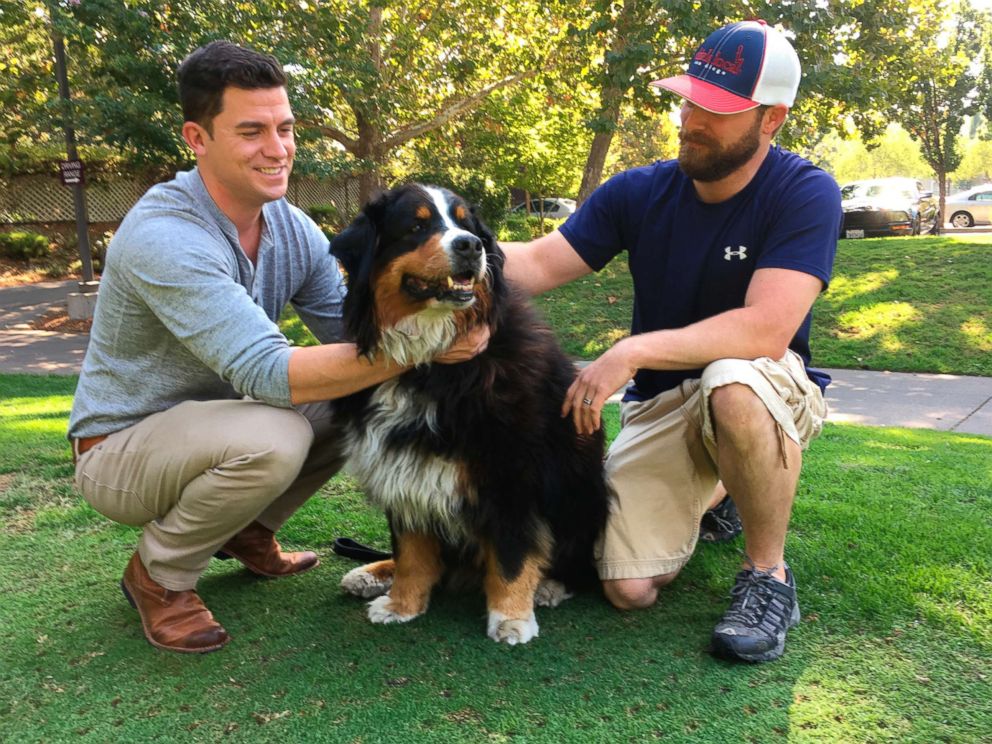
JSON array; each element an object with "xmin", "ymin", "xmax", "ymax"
[
  {"xmin": 282, "ymin": 234, "xmax": 992, "ymax": 376},
  {"xmin": 2, "ymin": 374, "xmax": 990, "ymax": 742}
]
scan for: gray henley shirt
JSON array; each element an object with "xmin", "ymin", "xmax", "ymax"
[{"xmin": 68, "ymin": 168, "xmax": 346, "ymax": 439}]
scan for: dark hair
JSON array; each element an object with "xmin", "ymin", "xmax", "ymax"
[{"xmin": 177, "ymin": 41, "xmax": 287, "ymax": 132}]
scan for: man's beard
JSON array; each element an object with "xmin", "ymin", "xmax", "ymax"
[{"xmin": 677, "ymin": 112, "xmax": 763, "ymax": 182}]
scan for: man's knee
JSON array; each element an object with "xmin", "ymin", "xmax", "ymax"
[
  {"xmin": 708, "ymin": 382, "xmax": 770, "ymax": 439},
  {"xmin": 603, "ymin": 572, "xmax": 679, "ymax": 610},
  {"xmin": 213, "ymin": 406, "xmax": 315, "ymax": 495}
]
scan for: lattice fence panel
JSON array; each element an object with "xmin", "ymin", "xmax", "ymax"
[
  {"xmin": 286, "ymin": 177, "xmax": 361, "ymax": 218},
  {"xmin": 1, "ymin": 174, "xmax": 361, "ymax": 225},
  {"xmin": 0, "ymin": 175, "xmax": 158, "ymax": 224}
]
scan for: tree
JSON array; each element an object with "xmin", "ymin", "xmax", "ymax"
[
  {"xmin": 862, "ymin": 0, "xmax": 991, "ymax": 228},
  {"xmin": 573, "ymin": 0, "xmax": 732, "ymax": 205},
  {"xmin": 951, "ymin": 133, "xmax": 992, "ymax": 185},
  {"xmin": 278, "ymin": 0, "xmax": 576, "ymax": 202},
  {"xmin": 602, "ymin": 105, "xmax": 679, "ymax": 179},
  {"xmin": 570, "ymin": 0, "xmax": 930, "ymax": 204},
  {"xmin": 812, "ymin": 125, "xmax": 930, "ymax": 184}
]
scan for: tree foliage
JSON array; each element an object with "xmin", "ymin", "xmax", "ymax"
[
  {"xmin": 4, "ymin": 0, "xmax": 992, "ymax": 213},
  {"xmin": 811, "ymin": 125, "xmax": 931, "ymax": 184}
]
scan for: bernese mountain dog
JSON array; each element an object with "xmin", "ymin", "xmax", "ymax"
[{"xmin": 330, "ymin": 184, "xmax": 611, "ymax": 644}]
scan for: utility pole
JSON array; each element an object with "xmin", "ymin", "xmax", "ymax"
[{"xmin": 50, "ymin": 7, "xmax": 98, "ymax": 318}]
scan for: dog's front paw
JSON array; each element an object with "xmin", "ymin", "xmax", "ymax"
[
  {"xmin": 341, "ymin": 561, "xmax": 394, "ymax": 598},
  {"xmin": 534, "ymin": 579, "xmax": 573, "ymax": 608},
  {"xmin": 487, "ymin": 611, "xmax": 539, "ymax": 645},
  {"xmin": 367, "ymin": 595, "xmax": 421, "ymax": 624}
]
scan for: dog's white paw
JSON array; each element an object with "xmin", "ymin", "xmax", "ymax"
[
  {"xmin": 534, "ymin": 579, "xmax": 573, "ymax": 608},
  {"xmin": 367, "ymin": 595, "xmax": 420, "ymax": 624},
  {"xmin": 341, "ymin": 565, "xmax": 393, "ymax": 598},
  {"xmin": 487, "ymin": 611, "xmax": 539, "ymax": 645}
]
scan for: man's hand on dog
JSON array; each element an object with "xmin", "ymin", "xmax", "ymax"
[
  {"xmin": 564, "ymin": 341, "xmax": 638, "ymax": 436},
  {"xmin": 434, "ymin": 325, "xmax": 491, "ymax": 364}
]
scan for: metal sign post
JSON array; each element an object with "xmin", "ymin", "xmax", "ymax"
[{"xmin": 51, "ymin": 15, "xmax": 98, "ymax": 318}]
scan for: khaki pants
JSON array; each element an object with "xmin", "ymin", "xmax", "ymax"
[
  {"xmin": 596, "ymin": 352, "xmax": 827, "ymax": 581},
  {"xmin": 74, "ymin": 399, "xmax": 344, "ymax": 591}
]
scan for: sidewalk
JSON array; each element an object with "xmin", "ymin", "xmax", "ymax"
[{"xmin": 2, "ymin": 280, "xmax": 990, "ymax": 436}]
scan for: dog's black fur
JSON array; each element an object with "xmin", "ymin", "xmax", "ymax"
[{"xmin": 330, "ymin": 184, "xmax": 611, "ymax": 643}]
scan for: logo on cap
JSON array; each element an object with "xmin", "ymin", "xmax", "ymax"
[
  {"xmin": 694, "ymin": 44, "xmax": 746, "ymax": 76},
  {"xmin": 650, "ymin": 20, "xmax": 801, "ymax": 115}
]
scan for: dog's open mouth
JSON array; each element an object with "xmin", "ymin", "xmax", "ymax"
[{"xmin": 402, "ymin": 272, "xmax": 477, "ymax": 304}]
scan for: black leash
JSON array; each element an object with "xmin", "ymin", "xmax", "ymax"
[{"xmin": 331, "ymin": 537, "xmax": 392, "ymax": 562}]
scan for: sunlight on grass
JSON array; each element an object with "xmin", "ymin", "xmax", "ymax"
[
  {"xmin": 825, "ymin": 269, "xmax": 899, "ymax": 304},
  {"xmin": 911, "ymin": 566, "xmax": 992, "ymax": 648},
  {"xmin": 581, "ymin": 328, "xmax": 628, "ymax": 356},
  {"xmin": 3, "ymin": 418, "xmax": 74, "ymax": 436},
  {"xmin": 834, "ymin": 301, "xmax": 921, "ymax": 341},
  {"xmin": 948, "ymin": 233, "xmax": 992, "ymax": 245},
  {"xmin": 960, "ymin": 316, "xmax": 992, "ymax": 353},
  {"xmin": 0, "ymin": 396, "xmax": 73, "ymax": 417}
]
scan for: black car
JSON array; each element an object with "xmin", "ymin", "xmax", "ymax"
[{"xmin": 840, "ymin": 177, "xmax": 939, "ymax": 238}]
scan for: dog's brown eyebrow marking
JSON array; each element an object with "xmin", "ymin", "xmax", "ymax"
[
  {"xmin": 454, "ymin": 205, "xmax": 466, "ymax": 221},
  {"xmin": 416, "ymin": 204, "xmax": 431, "ymax": 220}
]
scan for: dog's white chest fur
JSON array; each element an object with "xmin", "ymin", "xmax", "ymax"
[{"xmin": 343, "ymin": 379, "xmax": 469, "ymax": 540}]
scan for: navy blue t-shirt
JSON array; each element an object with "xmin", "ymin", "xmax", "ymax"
[{"xmin": 560, "ymin": 146, "xmax": 840, "ymax": 401}]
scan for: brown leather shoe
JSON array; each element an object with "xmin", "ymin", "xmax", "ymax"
[
  {"xmin": 120, "ymin": 552, "xmax": 230, "ymax": 654},
  {"xmin": 215, "ymin": 521, "xmax": 319, "ymax": 578}
]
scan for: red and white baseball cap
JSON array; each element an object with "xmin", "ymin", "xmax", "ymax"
[{"xmin": 651, "ymin": 20, "xmax": 801, "ymax": 114}]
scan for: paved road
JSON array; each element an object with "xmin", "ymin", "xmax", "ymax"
[{"xmin": 2, "ymin": 280, "xmax": 990, "ymax": 436}]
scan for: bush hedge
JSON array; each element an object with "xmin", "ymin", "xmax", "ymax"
[
  {"xmin": 0, "ymin": 230, "xmax": 50, "ymax": 260},
  {"xmin": 497, "ymin": 214, "xmax": 567, "ymax": 242}
]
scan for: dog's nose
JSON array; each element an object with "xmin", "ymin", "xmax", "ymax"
[{"xmin": 451, "ymin": 235, "xmax": 483, "ymax": 258}]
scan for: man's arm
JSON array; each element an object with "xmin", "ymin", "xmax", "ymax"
[
  {"xmin": 287, "ymin": 326, "xmax": 490, "ymax": 404},
  {"xmin": 564, "ymin": 268, "xmax": 823, "ymax": 434},
  {"xmin": 502, "ymin": 230, "xmax": 594, "ymax": 295}
]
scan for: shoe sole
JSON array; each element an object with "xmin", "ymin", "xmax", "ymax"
[
  {"xmin": 711, "ymin": 601, "xmax": 801, "ymax": 663},
  {"xmin": 213, "ymin": 550, "xmax": 320, "ymax": 578},
  {"xmin": 120, "ymin": 579, "xmax": 229, "ymax": 655}
]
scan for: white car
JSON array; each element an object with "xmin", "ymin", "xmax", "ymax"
[
  {"xmin": 509, "ymin": 198, "xmax": 576, "ymax": 219},
  {"xmin": 944, "ymin": 184, "xmax": 992, "ymax": 228}
]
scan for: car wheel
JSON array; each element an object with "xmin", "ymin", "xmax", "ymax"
[{"xmin": 950, "ymin": 211, "xmax": 974, "ymax": 228}]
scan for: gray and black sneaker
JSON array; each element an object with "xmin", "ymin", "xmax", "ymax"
[
  {"xmin": 699, "ymin": 494, "xmax": 742, "ymax": 543},
  {"xmin": 710, "ymin": 561, "xmax": 800, "ymax": 662}
]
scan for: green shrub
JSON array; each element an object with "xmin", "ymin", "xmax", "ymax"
[
  {"xmin": 90, "ymin": 230, "xmax": 113, "ymax": 273},
  {"xmin": 0, "ymin": 230, "xmax": 50, "ymax": 260},
  {"xmin": 307, "ymin": 203, "xmax": 343, "ymax": 229},
  {"xmin": 497, "ymin": 214, "xmax": 566, "ymax": 242}
]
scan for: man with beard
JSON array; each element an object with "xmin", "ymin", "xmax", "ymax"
[{"xmin": 503, "ymin": 20, "xmax": 840, "ymax": 662}]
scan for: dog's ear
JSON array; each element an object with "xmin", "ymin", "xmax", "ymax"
[
  {"xmin": 330, "ymin": 197, "xmax": 387, "ymax": 357},
  {"xmin": 331, "ymin": 197, "xmax": 382, "ymax": 278}
]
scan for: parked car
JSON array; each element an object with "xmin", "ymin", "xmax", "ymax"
[
  {"xmin": 943, "ymin": 184, "xmax": 992, "ymax": 228},
  {"xmin": 509, "ymin": 197, "xmax": 576, "ymax": 219},
  {"xmin": 839, "ymin": 177, "xmax": 939, "ymax": 238}
]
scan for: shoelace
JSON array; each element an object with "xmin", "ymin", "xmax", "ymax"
[
  {"xmin": 722, "ymin": 562, "xmax": 786, "ymax": 626},
  {"xmin": 707, "ymin": 511, "xmax": 738, "ymax": 534}
]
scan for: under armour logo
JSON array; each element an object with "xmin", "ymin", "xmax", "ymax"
[{"xmin": 724, "ymin": 245, "xmax": 748, "ymax": 261}]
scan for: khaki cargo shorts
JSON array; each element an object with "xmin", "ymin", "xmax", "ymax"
[{"xmin": 596, "ymin": 350, "xmax": 827, "ymax": 581}]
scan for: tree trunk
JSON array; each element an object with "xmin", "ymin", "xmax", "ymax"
[
  {"xmin": 577, "ymin": 119, "xmax": 619, "ymax": 206},
  {"xmin": 935, "ymin": 168, "xmax": 946, "ymax": 235},
  {"xmin": 358, "ymin": 169, "xmax": 384, "ymax": 205},
  {"xmin": 576, "ymin": 0, "xmax": 637, "ymax": 206}
]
